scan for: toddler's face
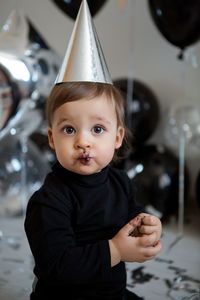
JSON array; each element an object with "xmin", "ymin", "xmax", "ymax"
[{"xmin": 47, "ymin": 95, "xmax": 124, "ymax": 175}]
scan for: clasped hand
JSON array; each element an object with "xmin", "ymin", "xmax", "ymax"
[{"xmin": 109, "ymin": 213, "xmax": 162, "ymax": 266}]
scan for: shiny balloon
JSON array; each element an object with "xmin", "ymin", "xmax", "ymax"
[
  {"xmin": 0, "ymin": 84, "xmax": 14, "ymax": 130},
  {"xmin": 0, "ymin": 67, "xmax": 21, "ymax": 130},
  {"xmin": 148, "ymin": 0, "xmax": 200, "ymax": 55},
  {"xmin": 0, "ymin": 10, "xmax": 61, "ymax": 131},
  {"xmin": 164, "ymin": 105, "xmax": 200, "ymax": 149},
  {"xmin": 52, "ymin": 0, "xmax": 108, "ymax": 19},
  {"xmin": 124, "ymin": 144, "xmax": 189, "ymax": 221},
  {"xmin": 114, "ymin": 78, "xmax": 160, "ymax": 146},
  {"xmin": 0, "ymin": 135, "xmax": 50, "ymax": 216}
]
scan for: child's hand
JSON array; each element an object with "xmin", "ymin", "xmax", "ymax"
[
  {"xmin": 135, "ymin": 213, "xmax": 162, "ymax": 245},
  {"xmin": 109, "ymin": 218, "xmax": 162, "ymax": 267}
]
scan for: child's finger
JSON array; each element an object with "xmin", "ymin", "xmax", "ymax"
[
  {"xmin": 136, "ymin": 213, "xmax": 156, "ymax": 226},
  {"xmin": 139, "ymin": 225, "xmax": 157, "ymax": 235},
  {"xmin": 138, "ymin": 231, "xmax": 157, "ymax": 247},
  {"xmin": 142, "ymin": 240, "xmax": 162, "ymax": 258},
  {"xmin": 129, "ymin": 216, "xmax": 141, "ymax": 227},
  {"xmin": 140, "ymin": 214, "xmax": 159, "ymax": 226}
]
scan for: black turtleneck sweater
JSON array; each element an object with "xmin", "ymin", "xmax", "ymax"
[{"xmin": 24, "ymin": 162, "xmax": 143, "ymax": 300}]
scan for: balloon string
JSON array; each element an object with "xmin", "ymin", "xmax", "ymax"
[
  {"xmin": 127, "ymin": 78, "xmax": 134, "ymax": 129},
  {"xmin": 126, "ymin": 0, "xmax": 136, "ymax": 130},
  {"xmin": 178, "ymin": 133, "xmax": 185, "ymax": 237},
  {"xmin": 180, "ymin": 50, "xmax": 187, "ymax": 106},
  {"xmin": 166, "ymin": 132, "xmax": 185, "ymax": 253},
  {"xmin": 166, "ymin": 48, "xmax": 187, "ymax": 252},
  {"xmin": 176, "ymin": 45, "xmax": 187, "ymax": 237},
  {"xmin": 177, "ymin": 49, "xmax": 184, "ymax": 61},
  {"xmin": 19, "ymin": 135, "xmax": 28, "ymax": 218}
]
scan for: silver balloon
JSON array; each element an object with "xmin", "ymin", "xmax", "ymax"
[
  {"xmin": 165, "ymin": 105, "xmax": 200, "ymax": 148},
  {"xmin": 164, "ymin": 105, "xmax": 200, "ymax": 251},
  {"xmin": 0, "ymin": 84, "xmax": 12, "ymax": 129},
  {"xmin": 184, "ymin": 44, "xmax": 200, "ymax": 69},
  {"xmin": 0, "ymin": 98, "xmax": 42, "ymax": 140},
  {"xmin": 0, "ymin": 9, "xmax": 61, "ymax": 132},
  {"xmin": 0, "ymin": 134, "xmax": 50, "ymax": 216}
]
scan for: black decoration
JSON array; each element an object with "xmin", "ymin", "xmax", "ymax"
[{"xmin": 52, "ymin": 0, "xmax": 108, "ymax": 20}]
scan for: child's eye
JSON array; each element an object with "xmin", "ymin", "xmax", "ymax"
[
  {"xmin": 63, "ymin": 126, "xmax": 75, "ymax": 134},
  {"xmin": 92, "ymin": 126, "xmax": 104, "ymax": 134}
]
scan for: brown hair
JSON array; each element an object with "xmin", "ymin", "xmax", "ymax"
[{"xmin": 46, "ymin": 82, "xmax": 131, "ymax": 162}]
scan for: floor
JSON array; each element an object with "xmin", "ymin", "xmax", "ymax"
[{"xmin": 0, "ymin": 201, "xmax": 199, "ymax": 300}]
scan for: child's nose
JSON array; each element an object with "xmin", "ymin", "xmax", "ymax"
[{"xmin": 75, "ymin": 133, "xmax": 91, "ymax": 150}]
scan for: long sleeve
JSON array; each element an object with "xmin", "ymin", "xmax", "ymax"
[
  {"xmin": 24, "ymin": 164, "xmax": 136, "ymax": 298},
  {"xmin": 126, "ymin": 174, "xmax": 145, "ymax": 221},
  {"xmin": 25, "ymin": 187, "xmax": 112, "ymax": 286}
]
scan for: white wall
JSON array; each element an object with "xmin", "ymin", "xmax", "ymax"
[{"xmin": 1, "ymin": 0, "xmax": 200, "ymax": 196}]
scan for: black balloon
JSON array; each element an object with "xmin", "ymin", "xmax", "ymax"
[
  {"xmin": 148, "ymin": 0, "xmax": 200, "ymax": 54},
  {"xmin": 114, "ymin": 78, "xmax": 160, "ymax": 146},
  {"xmin": 27, "ymin": 19, "xmax": 50, "ymax": 50},
  {"xmin": 52, "ymin": 0, "xmax": 108, "ymax": 19},
  {"xmin": 124, "ymin": 144, "xmax": 189, "ymax": 221},
  {"xmin": 195, "ymin": 171, "xmax": 200, "ymax": 208}
]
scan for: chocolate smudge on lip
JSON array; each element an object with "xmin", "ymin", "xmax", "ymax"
[{"xmin": 79, "ymin": 153, "xmax": 91, "ymax": 164}]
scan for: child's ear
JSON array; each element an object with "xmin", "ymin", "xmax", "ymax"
[
  {"xmin": 47, "ymin": 127, "xmax": 55, "ymax": 149},
  {"xmin": 115, "ymin": 126, "xmax": 125, "ymax": 149}
]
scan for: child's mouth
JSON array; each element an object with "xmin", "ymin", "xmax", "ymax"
[{"xmin": 79, "ymin": 154, "xmax": 91, "ymax": 165}]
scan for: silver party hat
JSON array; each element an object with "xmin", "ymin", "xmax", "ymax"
[
  {"xmin": 0, "ymin": 9, "xmax": 28, "ymax": 53},
  {"xmin": 55, "ymin": 0, "xmax": 112, "ymax": 84}
]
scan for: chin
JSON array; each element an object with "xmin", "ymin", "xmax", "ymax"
[
  {"xmin": 76, "ymin": 166, "xmax": 102, "ymax": 175},
  {"xmin": 76, "ymin": 169, "xmax": 96, "ymax": 175}
]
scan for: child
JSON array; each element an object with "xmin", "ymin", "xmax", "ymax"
[
  {"xmin": 24, "ymin": 81, "xmax": 162, "ymax": 300},
  {"xmin": 25, "ymin": 1, "xmax": 162, "ymax": 299}
]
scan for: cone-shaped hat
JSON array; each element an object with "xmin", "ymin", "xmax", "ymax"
[
  {"xmin": 55, "ymin": 0, "xmax": 112, "ymax": 84},
  {"xmin": 0, "ymin": 9, "xmax": 28, "ymax": 53}
]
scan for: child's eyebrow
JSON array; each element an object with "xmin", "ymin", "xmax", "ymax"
[
  {"xmin": 56, "ymin": 116, "xmax": 111, "ymax": 126},
  {"xmin": 92, "ymin": 116, "xmax": 112, "ymax": 125},
  {"xmin": 56, "ymin": 118, "xmax": 73, "ymax": 126}
]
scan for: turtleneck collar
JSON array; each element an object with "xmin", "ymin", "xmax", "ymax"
[{"xmin": 52, "ymin": 161, "xmax": 109, "ymax": 187}]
